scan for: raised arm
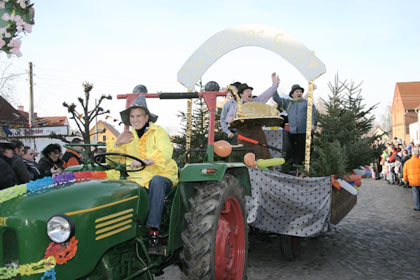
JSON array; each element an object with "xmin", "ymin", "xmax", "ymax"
[{"xmin": 255, "ymin": 72, "xmax": 280, "ymax": 103}]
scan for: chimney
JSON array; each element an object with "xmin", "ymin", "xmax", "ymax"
[{"xmin": 18, "ymin": 105, "xmax": 24, "ymax": 111}]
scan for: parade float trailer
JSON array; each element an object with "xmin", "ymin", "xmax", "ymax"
[{"xmin": 0, "ymin": 24, "xmax": 357, "ymax": 279}]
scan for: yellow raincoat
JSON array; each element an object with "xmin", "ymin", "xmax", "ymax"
[{"xmin": 106, "ymin": 122, "xmax": 178, "ymax": 188}]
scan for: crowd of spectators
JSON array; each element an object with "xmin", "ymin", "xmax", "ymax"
[
  {"xmin": 0, "ymin": 138, "xmax": 83, "ymax": 190},
  {"xmin": 374, "ymin": 137, "xmax": 420, "ymax": 211},
  {"xmin": 378, "ymin": 138, "xmax": 413, "ymax": 186}
]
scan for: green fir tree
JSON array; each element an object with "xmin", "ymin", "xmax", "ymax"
[{"xmin": 310, "ymin": 75, "xmax": 380, "ymax": 177}]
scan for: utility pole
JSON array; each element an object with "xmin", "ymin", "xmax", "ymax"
[
  {"xmin": 28, "ymin": 62, "xmax": 34, "ymax": 127},
  {"xmin": 95, "ymin": 98, "xmax": 98, "ymax": 142}
]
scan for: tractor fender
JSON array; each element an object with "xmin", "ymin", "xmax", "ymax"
[{"xmin": 179, "ymin": 162, "xmax": 251, "ymax": 195}]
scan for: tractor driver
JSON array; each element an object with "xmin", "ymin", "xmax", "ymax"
[{"xmin": 107, "ymin": 95, "xmax": 178, "ymax": 254}]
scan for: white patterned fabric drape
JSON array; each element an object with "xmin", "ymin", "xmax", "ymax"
[{"xmin": 246, "ymin": 168, "xmax": 331, "ymax": 237}]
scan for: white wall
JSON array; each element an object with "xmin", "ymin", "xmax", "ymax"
[{"xmin": 409, "ymin": 122, "xmax": 419, "ymax": 145}]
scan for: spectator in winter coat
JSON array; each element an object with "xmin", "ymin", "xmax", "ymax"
[
  {"xmin": 0, "ymin": 140, "xmax": 17, "ymax": 189},
  {"xmin": 273, "ymin": 84, "xmax": 317, "ymax": 166},
  {"xmin": 10, "ymin": 139, "xmax": 31, "ymax": 184},
  {"xmin": 62, "ymin": 138, "xmax": 83, "ymax": 168},
  {"xmin": 22, "ymin": 146, "xmax": 41, "ymax": 181},
  {"xmin": 38, "ymin": 144, "xmax": 64, "ymax": 178},
  {"xmin": 11, "ymin": 139, "xmax": 31, "ymax": 184},
  {"xmin": 387, "ymin": 146, "xmax": 399, "ymax": 184},
  {"xmin": 406, "ymin": 142, "xmax": 413, "ymax": 154},
  {"xmin": 400, "ymin": 149, "xmax": 411, "ymax": 187},
  {"xmin": 403, "ymin": 147, "xmax": 420, "ymax": 211}
]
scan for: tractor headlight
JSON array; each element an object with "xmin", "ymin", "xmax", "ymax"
[{"xmin": 46, "ymin": 215, "xmax": 75, "ymax": 243}]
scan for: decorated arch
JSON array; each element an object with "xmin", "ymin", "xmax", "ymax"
[{"xmin": 177, "ymin": 24, "xmax": 326, "ymax": 90}]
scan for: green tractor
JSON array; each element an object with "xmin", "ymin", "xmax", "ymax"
[
  {"xmin": 1, "ymin": 24, "xmax": 332, "ymax": 279},
  {"xmin": 0, "ymin": 89, "xmax": 251, "ymax": 280}
]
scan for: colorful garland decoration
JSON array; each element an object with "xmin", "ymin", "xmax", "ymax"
[
  {"xmin": 0, "ymin": 0, "xmax": 35, "ymax": 57},
  {"xmin": 41, "ymin": 268, "xmax": 56, "ymax": 280},
  {"xmin": 0, "ymin": 170, "xmax": 113, "ymax": 204},
  {"xmin": 0, "ymin": 256, "xmax": 56, "ymax": 279},
  {"xmin": 0, "ymin": 235, "xmax": 78, "ymax": 280},
  {"xmin": 44, "ymin": 236, "xmax": 78, "ymax": 265}
]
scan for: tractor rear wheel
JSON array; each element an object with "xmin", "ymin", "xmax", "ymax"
[{"xmin": 181, "ymin": 174, "xmax": 248, "ymax": 279}]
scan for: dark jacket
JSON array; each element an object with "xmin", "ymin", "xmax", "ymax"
[
  {"xmin": 0, "ymin": 154, "xmax": 17, "ymax": 190},
  {"xmin": 11, "ymin": 154, "xmax": 31, "ymax": 184},
  {"xmin": 38, "ymin": 156, "xmax": 64, "ymax": 178},
  {"xmin": 23, "ymin": 158, "xmax": 41, "ymax": 181}
]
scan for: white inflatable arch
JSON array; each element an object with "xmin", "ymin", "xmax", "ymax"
[{"xmin": 177, "ymin": 24, "xmax": 326, "ymax": 90}]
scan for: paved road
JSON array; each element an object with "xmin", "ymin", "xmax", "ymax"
[{"xmin": 157, "ymin": 178, "xmax": 420, "ymax": 280}]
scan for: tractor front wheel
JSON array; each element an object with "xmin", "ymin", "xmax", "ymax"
[{"xmin": 181, "ymin": 174, "xmax": 248, "ymax": 279}]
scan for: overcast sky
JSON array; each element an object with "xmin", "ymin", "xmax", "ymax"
[{"xmin": 4, "ymin": 0, "xmax": 420, "ymax": 134}]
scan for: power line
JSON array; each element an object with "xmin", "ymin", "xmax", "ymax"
[
  {"xmin": 2, "ymin": 72, "xmax": 27, "ymax": 79},
  {"xmin": 34, "ymin": 75, "xmax": 75, "ymax": 99}
]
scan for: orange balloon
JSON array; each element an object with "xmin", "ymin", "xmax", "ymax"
[
  {"xmin": 343, "ymin": 175, "xmax": 362, "ymax": 182},
  {"xmin": 214, "ymin": 140, "xmax": 232, "ymax": 157},
  {"xmin": 331, "ymin": 176, "xmax": 341, "ymax": 190},
  {"xmin": 244, "ymin": 153, "xmax": 256, "ymax": 167}
]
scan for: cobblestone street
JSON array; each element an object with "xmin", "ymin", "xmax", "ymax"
[{"xmin": 158, "ymin": 178, "xmax": 420, "ymax": 280}]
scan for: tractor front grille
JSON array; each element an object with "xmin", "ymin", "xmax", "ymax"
[{"xmin": 1, "ymin": 228, "xmax": 19, "ymax": 268}]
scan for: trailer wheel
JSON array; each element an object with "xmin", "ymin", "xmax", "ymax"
[
  {"xmin": 280, "ymin": 235, "xmax": 299, "ymax": 261},
  {"xmin": 181, "ymin": 174, "xmax": 248, "ymax": 279}
]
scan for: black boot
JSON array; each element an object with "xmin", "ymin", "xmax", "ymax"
[{"xmin": 148, "ymin": 231, "xmax": 161, "ymax": 255}]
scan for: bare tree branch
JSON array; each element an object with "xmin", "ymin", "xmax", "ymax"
[
  {"xmin": 89, "ymin": 109, "xmax": 110, "ymax": 123},
  {"xmin": 0, "ymin": 58, "xmax": 19, "ymax": 103},
  {"xmin": 49, "ymin": 132, "xmax": 71, "ymax": 143},
  {"xmin": 64, "ymin": 82, "xmax": 111, "ymax": 158},
  {"xmin": 88, "ymin": 94, "xmax": 112, "ymax": 120}
]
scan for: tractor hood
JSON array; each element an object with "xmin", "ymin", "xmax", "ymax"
[
  {"xmin": 0, "ymin": 180, "xmax": 140, "ymax": 219},
  {"xmin": 0, "ymin": 179, "xmax": 143, "ymax": 270}
]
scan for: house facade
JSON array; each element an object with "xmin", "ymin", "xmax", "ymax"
[
  {"xmin": 391, "ymin": 82, "xmax": 420, "ymax": 144},
  {"xmin": 1, "ymin": 101, "xmax": 71, "ymax": 154},
  {"xmin": 0, "ymin": 96, "xmax": 28, "ymax": 138},
  {"xmin": 89, "ymin": 120, "xmax": 121, "ymax": 144}
]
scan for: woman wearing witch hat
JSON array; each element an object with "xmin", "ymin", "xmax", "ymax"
[{"xmin": 107, "ymin": 95, "xmax": 178, "ymax": 254}]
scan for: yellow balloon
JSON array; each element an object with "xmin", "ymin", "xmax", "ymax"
[{"xmin": 256, "ymin": 158, "xmax": 285, "ymax": 168}]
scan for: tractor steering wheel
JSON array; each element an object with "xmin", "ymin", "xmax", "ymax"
[{"xmin": 93, "ymin": 152, "xmax": 146, "ymax": 172}]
